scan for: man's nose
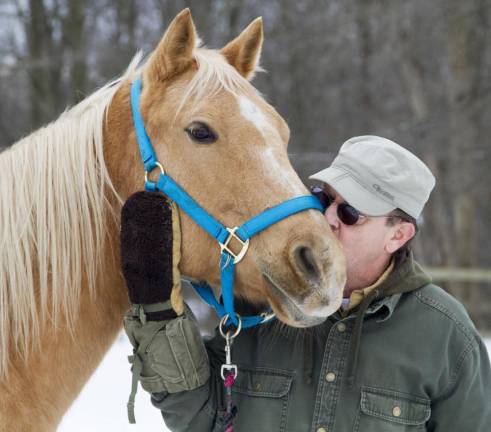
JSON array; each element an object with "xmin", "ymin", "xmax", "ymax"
[{"xmin": 324, "ymin": 202, "xmax": 340, "ymax": 229}]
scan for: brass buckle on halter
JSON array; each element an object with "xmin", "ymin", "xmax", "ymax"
[
  {"xmin": 144, "ymin": 162, "xmax": 165, "ymax": 183},
  {"xmin": 220, "ymin": 227, "xmax": 250, "ymax": 264}
]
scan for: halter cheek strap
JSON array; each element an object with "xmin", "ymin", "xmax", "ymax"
[
  {"xmin": 130, "ymin": 78, "xmax": 158, "ymax": 172},
  {"xmin": 130, "ymin": 77, "xmax": 324, "ymax": 328}
]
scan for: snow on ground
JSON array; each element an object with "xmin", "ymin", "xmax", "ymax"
[
  {"xmin": 58, "ymin": 332, "xmax": 168, "ymax": 432},
  {"xmin": 59, "ymin": 288, "xmax": 216, "ymax": 432},
  {"xmin": 59, "ymin": 334, "xmax": 491, "ymax": 432}
]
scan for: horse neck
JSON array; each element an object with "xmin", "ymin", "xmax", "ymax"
[
  {"xmin": 0, "ymin": 88, "xmax": 134, "ymax": 431},
  {"xmin": 0, "ymin": 216, "xmax": 128, "ymax": 431}
]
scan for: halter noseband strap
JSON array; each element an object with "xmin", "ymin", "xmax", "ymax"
[{"xmin": 130, "ymin": 77, "xmax": 324, "ymax": 328}]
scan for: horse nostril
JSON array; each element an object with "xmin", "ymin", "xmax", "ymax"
[{"xmin": 294, "ymin": 246, "xmax": 321, "ymax": 281}]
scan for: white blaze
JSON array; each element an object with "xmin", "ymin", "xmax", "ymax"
[
  {"xmin": 237, "ymin": 95, "xmax": 305, "ymax": 195},
  {"xmin": 238, "ymin": 95, "xmax": 270, "ymax": 135},
  {"xmin": 260, "ymin": 147, "xmax": 306, "ymax": 194}
]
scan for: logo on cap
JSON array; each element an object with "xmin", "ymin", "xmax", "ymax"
[{"xmin": 373, "ymin": 184, "xmax": 395, "ymax": 201}]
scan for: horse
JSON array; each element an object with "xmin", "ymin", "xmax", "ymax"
[{"xmin": 0, "ymin": 9, "xmax": 346, "ymax": 431}]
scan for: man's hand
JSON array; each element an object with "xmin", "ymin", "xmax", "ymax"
[{"xmin": 121, "ymin": 191, "xmax": 208, "ymax": 424}]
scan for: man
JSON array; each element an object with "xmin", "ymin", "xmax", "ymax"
[{"xmin": 123, "ymin": 135, "xmax": 491, "ymax": 431}]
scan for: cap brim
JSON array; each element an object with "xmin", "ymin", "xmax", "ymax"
[{"xmin": 309, "ymin": 167, "xmax": 396, "ymax": 216}]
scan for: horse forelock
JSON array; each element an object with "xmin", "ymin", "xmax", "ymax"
[
  {"xmin": 0, "ymin": 53, "xmax": 143, "ymax": 377},
  {"xmin": 174, "ymin": 48, "xmax": 263, "ymax": 118}
]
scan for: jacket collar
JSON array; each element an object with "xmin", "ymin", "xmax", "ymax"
[{"xmin": 337, "ymin": 250, "xmax": 431, "ymax": 323}]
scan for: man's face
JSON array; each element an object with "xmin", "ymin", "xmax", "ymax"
[{"xmin": 322, "ymin": 184, "xmax": 395, "ymax": 294}]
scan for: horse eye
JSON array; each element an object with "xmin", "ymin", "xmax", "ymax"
[{"xmin": 185, "ymin": 122, "xmax": 218, "ymax": 144}]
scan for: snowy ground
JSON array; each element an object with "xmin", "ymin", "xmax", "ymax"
[
  {"xmin": 59, "ymin": 334, "xmax": 491, "ymax": 432},
  {"xmin": 59, "ymin": 288, "xmax": 216, "ymax": 432},
  {"xmin": 58, "ymin": 332, "xmax": 168, "ymax": 432}
]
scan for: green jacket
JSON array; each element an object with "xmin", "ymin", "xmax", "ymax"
[{"xmin": 124, "ymin": 253, "xmax": 491, "ymax": 431}]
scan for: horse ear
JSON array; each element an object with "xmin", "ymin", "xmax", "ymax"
[
  {"xmin": 221, "ymin": 17, "xmax": 264, "ymax": 80},
  {"xmin": 146, "ymin": 8, "xmax": 197, "ymax": 82}
]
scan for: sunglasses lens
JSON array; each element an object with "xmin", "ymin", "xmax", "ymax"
[
  {"xmin": 338, "ymin": 203, "xmax": 360, "ymax": 225},
  {"xmin": 310, "ymin": 186, "xmax": 332, "ymax": 209},
  {"xmin": 310, "ymin": 187, "xmax": 362, "ymax": 225}
]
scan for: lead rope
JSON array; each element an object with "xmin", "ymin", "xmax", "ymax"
[{"xmin": 219, "ymin": 314, "xmax": 241, "ymax": 431}]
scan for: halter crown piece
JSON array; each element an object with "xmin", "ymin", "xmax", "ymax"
[{"xmin": 130, "ymin": 77, "xmax": 324, "ymax": 329}]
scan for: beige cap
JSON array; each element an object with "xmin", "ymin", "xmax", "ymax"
[{"xmin": 309, "ymin": 136, "xmax": 435, "ymax": 219}]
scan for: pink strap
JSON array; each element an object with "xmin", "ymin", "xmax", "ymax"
[{"xmin": 224, "ymin": 373, "xmax": 235, "ymax": 387}]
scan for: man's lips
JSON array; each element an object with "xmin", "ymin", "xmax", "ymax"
[{"xmin": 262, "ymin": 272, "xmax": 326, "ymax": 327}]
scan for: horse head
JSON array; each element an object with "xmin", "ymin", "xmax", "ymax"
[{"xmin": 106, "ymin": 9, "xmax": 346, "ymax": 327}]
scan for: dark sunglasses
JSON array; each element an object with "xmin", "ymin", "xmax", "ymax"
[{"xmin": 310, "ymin": 186, "xmax": 366, "ymax": 226}]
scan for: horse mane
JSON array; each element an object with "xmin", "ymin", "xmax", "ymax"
[
  {"xmin": 0, "ymin": 54, "xmax": 142, "ymax": 376},
  {"xmin": 0, "ymin": 44, "xmax": 258, "ymax": 377}
]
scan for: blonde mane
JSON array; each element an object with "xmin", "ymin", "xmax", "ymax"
[
  {"xmin": 0, "ymin": 47, "xmax": 260, "ymax": 377},
  {"xmin": 0, "ymin": 55, "xmax": 143, "ymax": 376}
]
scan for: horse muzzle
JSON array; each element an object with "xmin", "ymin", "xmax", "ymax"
[{"xmin": 262, "ymin": 269, "xmax": 343, "ymax": 328}]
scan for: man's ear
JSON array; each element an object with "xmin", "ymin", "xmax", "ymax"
[
  {"xmin": 145, "ymin": 8, "xmax": 197, "ymax": 83},
  {"xmin": 385, "ymin": 221, "xmax": 416, "ymax": 254},
  {"xmin": 220, "ymin": 17, "xmax": 263, "ymax": 80}
]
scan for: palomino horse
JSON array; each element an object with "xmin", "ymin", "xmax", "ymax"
[{"xmin": 0, "ymin": 9, "xmax": 345, "ymax": 431}]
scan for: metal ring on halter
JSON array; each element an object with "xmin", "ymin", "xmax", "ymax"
[
  {"xmin": 219, "ymin": 314, "xmax": 242, "ymax": 339},
  {"xmin": 144, "ymin": 161, "xmax": 165, "ymax": 183}
]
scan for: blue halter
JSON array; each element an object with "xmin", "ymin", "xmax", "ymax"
[{"xmin": 130, "ymin": 78, "xmax": 324, "ymax": 328}]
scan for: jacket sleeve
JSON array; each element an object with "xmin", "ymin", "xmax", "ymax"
[
  {"xmin": 427, "ymin": 335, "xmax": 491, "ymax": 431},
  {"xmin": 149, "ymin": 331, "xmax": 230, "ymax": 432},
  {"xmin": 124, "ymin": 304, "xmax": 227, "ymax": 431}
]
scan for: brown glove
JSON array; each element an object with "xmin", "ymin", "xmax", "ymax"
[{"xmin": 120, "ymin": 191, "xmax": 184, "ymax": 319}]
